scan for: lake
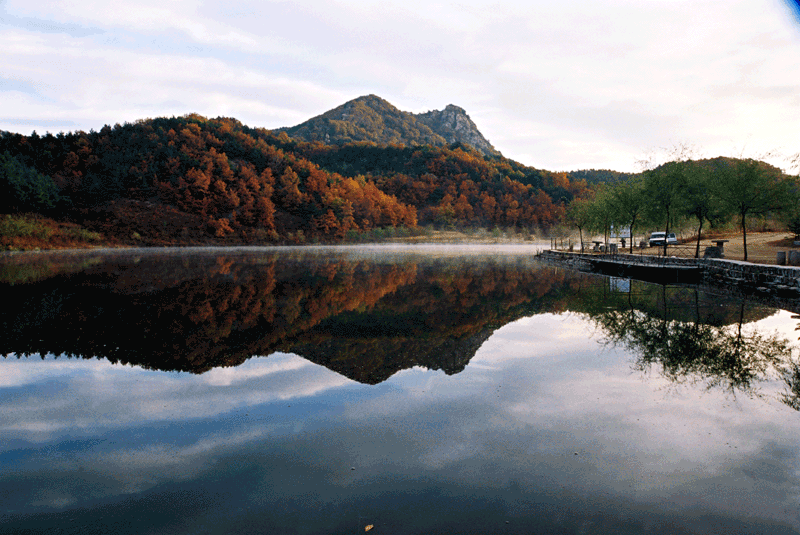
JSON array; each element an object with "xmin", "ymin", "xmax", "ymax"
[{"xmin": 2, "ymin": 245, "xmax": 800, "ymax": 534}]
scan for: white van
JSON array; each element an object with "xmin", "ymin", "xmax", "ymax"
[{"xmin": 648, "ymin": 232, "xmax": 677, "ymax": 247}]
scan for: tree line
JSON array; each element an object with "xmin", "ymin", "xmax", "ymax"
[
  {"xmin": 288, "ymin": 141, "xmax": 589, "ymax": 229},
  {"xmin": 566, "ymin": 156, "xmax": 800, "ymax": 260}
]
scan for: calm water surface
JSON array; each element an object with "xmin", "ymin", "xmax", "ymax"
[{"xmin": 2, "ymin": 245, "xmax": 800, "ymax": 534}]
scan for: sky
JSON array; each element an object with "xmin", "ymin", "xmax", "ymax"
[{"xmin": 2, "ymin": 0, "xmax": 800, "ymax": 173}]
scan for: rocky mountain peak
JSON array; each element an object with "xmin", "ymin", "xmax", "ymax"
[
  {"xmin": 412, "ymin": 104, "xmax": 497, "ymax": 156},
  {"xmin": 279, "ymin": 95, "xmax": 500, "ymax": 157}
]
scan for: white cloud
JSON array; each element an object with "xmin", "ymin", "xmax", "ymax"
[{"xmin": 2, "ymin": 0, "xmax": 800, "ymax": 170}]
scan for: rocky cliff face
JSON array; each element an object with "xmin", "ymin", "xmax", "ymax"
[
  {"xmin": 414, "ymin": 104, "xmax": 499, "ymax": 157},
  {"xmin": 280, "ymin": 95, "xmax": 500, "ymax": 157}
]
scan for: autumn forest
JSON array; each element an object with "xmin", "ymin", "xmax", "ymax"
[{"xmin": 0, "ymin": 110, "xmax": 589, "ymax": 248}]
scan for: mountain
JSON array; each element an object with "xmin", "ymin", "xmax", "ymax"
[
  {"xmin": 0, "ymin": 109, "xmax": 588, "ymax": 248},
  {"xmin": 279, "ymin": 95, "xmax": 500, "ymax": 157}
]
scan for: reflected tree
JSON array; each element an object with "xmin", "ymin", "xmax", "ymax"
[
  {"xmin": 592, "ymin": 287, "xmax": 798, "ymax": 405},
  {"xmin": 776, "ymin": 314, "xmax": 800, "ymax": 412},
  {"xmin": 779, "ymin": 360, "xmax": 800, "ymax": 411}
]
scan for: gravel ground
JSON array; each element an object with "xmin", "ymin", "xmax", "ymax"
[
  {"xmin": 644, "ymin": 232, "xmax": 796, "ymax": 265},
  {"xmin": 703, "ymin": 232, "xmax": 792, "ymax": 264}
]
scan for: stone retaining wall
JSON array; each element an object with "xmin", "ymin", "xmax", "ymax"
[
  {"xmin": 537, "ymin": 250, "xmax": 800, "ymax": 298},
  {"xmin": 536, "ymin": 250, "xmax": 595, "ymax": 271},
  {"xmin": 700, "ymin": 257, "xmax": 800, "ymax": 292}
]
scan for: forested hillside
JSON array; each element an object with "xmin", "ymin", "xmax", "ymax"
[
  {"xmin": 0, "ymin": 115, "xmax": 419, "ymax": 245},
  {"xmin": 285, "ymin": 141, "xmax": 588, "ymax": 228},
  {"xmin": 0, "ymin": 110, "xmax": 591, "ymax": 248}
]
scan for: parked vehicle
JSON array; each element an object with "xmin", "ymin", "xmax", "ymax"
[{"xmin": 648, "ymin": 232, "xmax": 678, "ymax": 247}]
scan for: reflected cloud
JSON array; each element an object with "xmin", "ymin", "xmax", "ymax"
[
  {"xmin": 1, "ymin": 12, "xmax": 104, "ymax": 37},
  {"xmin": 473, "ymin": 313, "xmax": 595, "ymax": 365},
  {"xmin": 0, "ymin": 353, "xmax": 352, "ymax": 444},
  {"xmin": 344, "ymin": 311, "xmax": 800, "ymax": 495},
  {"xmin": 0, "ymin": 355, "xmax": 115, "ymax": 387}
]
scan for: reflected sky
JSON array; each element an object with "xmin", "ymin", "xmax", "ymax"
[
  {"xmin": 0, "ymin": 352, "xmax": 353, "ymax": 441},
  {"xmin": 3, "ymin": 313, "xmax": 800, "ymax": 534},
  {"xmin": 3, "ymin": 248, "xmax": 800, "ymax": 534}
]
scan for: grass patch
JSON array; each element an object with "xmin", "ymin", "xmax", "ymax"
[
  {"xmin": 0, "ymin": 214, "xmax": 53, "ymax": 239},
  {"xmin": 63, "ymin": 227, "xmax": 101, "ymax": 242},
  {"xmin": 1, "ymin": 213, "xmax": 106, "ymax": 250},
  {"xmin": 341, "ymin": 226, "xmax": 427, "ymax": 243}
]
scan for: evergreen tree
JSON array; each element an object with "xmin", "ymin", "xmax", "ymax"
[{"xmin": 0, "ymin": 152, "xmax": 61, "ymax": 212}]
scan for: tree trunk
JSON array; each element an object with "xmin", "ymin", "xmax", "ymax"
[
  {"xmin": 734, "ymin": 299, "xmax": 745, "ymax": 359},
  {"xmin": 742, "ymin": 212, "xmax": 748, "ymax": 262},
  {"xmin": 695, "ymin": 217, "xmax": 704, "ymax": 258}
]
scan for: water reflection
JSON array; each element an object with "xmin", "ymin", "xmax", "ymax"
[
  {"xmin": 1, "ymin": 248, "xmax": 589, "ymax": 382},
  {"xmin": 4, "ymin": 250, "xmax": 800, "ymax": 404},
  {"xmin": 3, "ymin": 248, "xmax": 800, "ymax": 534},
  {"xmin": 582, "ymin": 280, "xmax": 800, "ymax": 411},
  {"xmin": 3, "ymin": 250, "xmax": 798, "ymax": 393}
]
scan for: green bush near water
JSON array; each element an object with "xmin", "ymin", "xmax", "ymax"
[{"xmin": 341, "ymin": 226, "xmax": 423, "ymax": 243}]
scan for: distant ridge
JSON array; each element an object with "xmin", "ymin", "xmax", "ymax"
[{"xmin": 279, "ymin": 94, "xmax": 500, "ymax": 157}]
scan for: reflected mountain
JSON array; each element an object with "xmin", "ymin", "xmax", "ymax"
[
  {"xmin": 0, "ymin": 250, "xmax": 794, "ymax": 387},
  {"xmin": 1, "ymin": 251, "xmax": 585, "ymax": 382}
]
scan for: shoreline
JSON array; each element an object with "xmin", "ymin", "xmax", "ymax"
[
  {"xmin": 0, "ymin": 242, "xmax": 551, "ymax": 260},
  {"xmin": 537, "ymin": 249, "xmax": 800, "ymax": 313}
]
